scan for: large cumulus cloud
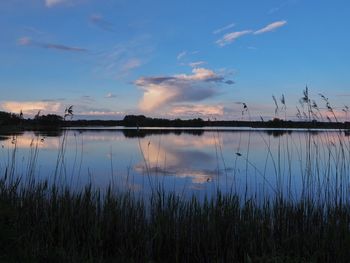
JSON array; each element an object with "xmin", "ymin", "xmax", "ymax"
[{"xmin": 135, "ymin": 68, "xmax": 234, "ymax": 112}]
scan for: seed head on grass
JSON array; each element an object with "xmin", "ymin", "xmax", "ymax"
[{"xmin": 64, "ymin": 106, "xmax": 74, "ymax": 120}]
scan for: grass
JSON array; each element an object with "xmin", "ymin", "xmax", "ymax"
[{"xmin": 1, "ymin": 175, "xmax": 350, "ymax": 262}]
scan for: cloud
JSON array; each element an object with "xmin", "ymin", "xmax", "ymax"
[
  {"xmin": 213, "ymin": 23, "xmax": 235, "ymax": 35},
  {"xmin": 18, "ymin": 37, "xmax": 31, "ymax": 46},
  {"xmin": 135, "ymin": 67, "xmax": 234, "ymax": 112},
  {"xmin": 96, "ymin": 37, "xmax": 152, "ymax": 79},
  {"xmin": 135, "ymin": 139, "xmax": 223, "ymax": 184},
  {"xmin": 254, "ymin": 20, "xmax": 287, "ymax": 35},
  {"xmin": 268, "ymin": 7, "xmax": 281, "ymax": 14},
  {"xmin": 121, "ymin": 58, "xmax": 142, "ymax": 72},
  {"xmin": 177, "ymin": 51, "xmax": 187, "ymax": 60},
  {"xmin": 170, "ymin": 104, "xmax": 224, "ymax": 117},
  {"xmin": 18, "ymin": 37, "xmax": 87, "ymax": 52},
  {"xmin": 175, "ymin": 68, "xmax": 225, "ymax": 82},
  {"xmin": 44, "ymin": 43, "xmax": 87, "ymax": 52},
  {"xmin": 216, "ymin": 30, "xmax": 252, "ymax": 47},
  {"xmin": 78, "ymin": 110, "xmax": 123, "ymax": 116},
  {"xmin": 45, "ymin": 0, "xmax": 67, "ymax": 7},
  {"xmin": 90, "ymin": 14, "xmax": 114, "ymax": 31},
  {"xmin": 224, "ymin": 80, "xmax": 235, "ymax": 85},
  {"xmin": 1, "ymin": 101, "xmax": 62, "ymax": 115},
  {"xmin": 189, "ymin": 61, "xmax": 206, "ymax": 68},
  {"xmin": 105, "ymin": 93, "xmax": 117, "ymax": 98},
  {"xmin": 45, "ymin": 0, "xmax": 81, "ymax": 7},
  {"xmin": 214, "ymin": 20, "xmax": 287, "ymax": 47}
]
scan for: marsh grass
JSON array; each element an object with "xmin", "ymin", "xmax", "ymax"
[{"xmin": 1, "ymin": 175, "xmax": 350, "ymax": 262}]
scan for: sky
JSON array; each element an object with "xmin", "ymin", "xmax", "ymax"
[{"xmin": 1, "ymin": 0, "xmax": 350, "ymax": 120}]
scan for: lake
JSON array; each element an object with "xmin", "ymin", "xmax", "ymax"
[{"xmin": 1, "ymin": 127, "xmax": 350, "ymax": 200}]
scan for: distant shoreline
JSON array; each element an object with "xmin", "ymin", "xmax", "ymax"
[
  {"xmin": 1, "ymin": 113, "xmax": 350, "ymax": 131},
  {"xmin": 1, "ymin": 120, "xmax": 350, "ymax": 131}
]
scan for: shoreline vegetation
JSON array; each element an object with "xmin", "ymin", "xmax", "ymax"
[
  {"xmin": 1, "ymin": 112, "xmax": 350, "ymax": 132},
  {"xmin": 1, "ymin": 180, "xmax": 350, "ymax": 262}
]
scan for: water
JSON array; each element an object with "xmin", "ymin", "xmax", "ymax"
[{"xmin": 1, "ymin": 128, "xmax": 350, "ymax": 200}]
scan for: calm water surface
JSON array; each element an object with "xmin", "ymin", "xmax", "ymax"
[{"xmin": 1, "ymin": 128, "xmax": 350, "ymax": 199}]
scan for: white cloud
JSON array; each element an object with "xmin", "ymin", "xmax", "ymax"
[
  {"xmin": 175, "ymin": 68, "xmax": 221, "ymax": 81},
  {"xmin": 135, "ymin": 67, "xmax": 233, "ymax": 112},
  {"xmin": 216, "ymin": 30, "xmax": 252, "ymax": 47},
  {"xmin": 189, "ymin": 61, "xmax": 206, "ymax": 68},
  {"xmin": 45, "ymin": 0, "xmax": 84, "ymax": 8},
  {"xmin": 177, "ymin": 51, "xmax": 187, "ymax": 60},
  {"xmin": 254, "ymin": 20, "xmax": 287, "ymax": 35},
  {"xmin": 105, "ymin": 93, "xmax": 117, "ymax": 99},
  {"xmin": 136, "ymin": 78, "xmax": 181, "ymax": 112},
  {"xmin": 1, "ymin": 101, "xmax": 62, "ymax": 115},
  {"xmin": 213, "ymin": 23, "xmax": 235, "ymax": 35},
  {"xmin": 45, "ymin": 0, "xmax": 66, "ymax": 7},
  {"xmin": 170, "ymin": 104, "xmax": 224, "ymax": 117}
]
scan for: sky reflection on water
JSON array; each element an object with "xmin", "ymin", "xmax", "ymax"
[{"xmin": 1, "ymin": 129, "xmax": 350, "ymax": 199}]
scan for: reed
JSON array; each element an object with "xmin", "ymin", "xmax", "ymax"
[{"xmin": 1, "ymin": 175, "xmax": 350, "ymax": 262}]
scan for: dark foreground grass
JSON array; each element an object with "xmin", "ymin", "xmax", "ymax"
[{"xmin": 1, "ymin": 177, "xmax": 350, "ymax": 263}]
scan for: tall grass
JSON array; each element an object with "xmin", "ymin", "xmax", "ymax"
[{"xmin": 1, "ymin": 176, "xmax": 350, "ymax": 262}]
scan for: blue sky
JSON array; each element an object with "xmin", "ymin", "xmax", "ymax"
[{"xmin": 1, "ymin": 0, "xmax": 349, "ymax": 120}]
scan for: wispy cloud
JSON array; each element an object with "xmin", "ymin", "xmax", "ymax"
[
  {"xmin": 268, "ymin": 7, "xmax": 281, "ymax": 14},
  {"xmin": 177, "ymin": 51, "xmax": 187, "ymax": 60},
  {"xmin": 45, "ymin": 0, "xmax": 81, "ymax": 7},
  {"xmin": 216, "ymin": 30, "xmax": 252, "ymax": 47},
  {"xmin": 213, "ymin": 23, "xmax": 235, "ymax": 35},
  {"xmin": 215, "ymin": 20, "xmax": 287, "ymax": 47},
  {"xmin": 135, "ymin": 67, "xmax": 234, "ymax": 112},
  {"xmin": 189, "ymin": 61, "xmax": 206, "ymax": 68},
  {"xmin": 105, "ymin": 93, "xmax": 117, "ymax": 98},
  {"xmin": 45, "ymin": 0, "xmax": 67, "ymax": 7},
  {"xmin": 18, "ymin": 37, "xmax": 87, "ymax": 52},
  {"xmin": 254, "ymin": 20, "xmax": 287, "ymax": 35},
  {"xmin": 43, "ymin": 43, "xmax": 87, "ymax": 52},
  {"xmin": 95, "ymin": 37, "xmax": 152, "ymax": 79},
  {"xmin": 121, "ymin": 58, "xmax": 142, "ymax": 72},
  {"xmin": 90, "ymin": 14, "xmax": 114, "ymax": 32}
]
